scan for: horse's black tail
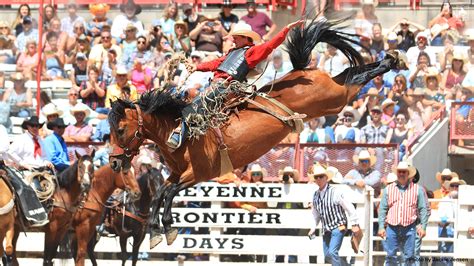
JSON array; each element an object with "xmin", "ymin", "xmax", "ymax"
[{"xmin": 285, "ymin": 16, "xmax": 364, "ymax": 70}]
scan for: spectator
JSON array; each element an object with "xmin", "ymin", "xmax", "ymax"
[
  {"xmin": 357, "ymin": 88, "xmax": 383, "ymax": 128},
  {"xmin": 218, "ymin": 0, "xmax": 239, "ymax": 33},
  {"xmin": 378, "ymin": 162, "xmax": 428, "ymax": 266},
  {"xmin": 437, "ymin": 176, "xmax": 465, "ymax": 265},
  {"xmin": 0, "ymin": 22, "xmax": 17, "ymax": 63},
  {"xmin": 334, "ymin": 106, "xmax": 361, "ymax": 143},
  {"xmin": 42, "ymin": 32, "xmax": 66, "ymax": 80},
  {"xmin": 437, "ymin": 34, "xmax": 455, "ymax": 72},
  {"xmin": 383, "ymin": 51, "xmax": 411, "ymax": 89},
  {"xmin": 79, "ymin": 65, "xmax": 106, "ymax": 111},
  {"xmin": 40, "ymin": 103, "xmax": 63, "ymax": 137},
  {"xmin": 111, "ymin": 0, "xmax": 144, "ymax": 42},
  {"xmin": 63, "ymin": 103, "xmax": 93, "ymax": 142},
  {"xmin": 44, "ymin": 18, "xmax": 68, "ymax": 54},
  {"xmin": 99, "ymin": 49, "xmax": 118, "ymax": 88},
  {"xmin": 385, "ymin": 32, "xmax": 399, "ymax": 52},
  {"xmin": 131, "ymin": 36, "xmax": 153, "ymax": 66},
  {"xmin": 241, "ymin": 0, "xmax": 276, "ymax": 41},
  {"xmin": 91, "ymin": 111, "xmax": 110, "ymax": 143},
  {"xmin": 407, "ymin": 88, "xmax": 429, "ymax": 135},
  {"xmin": 360, "ymin": 105, "xmax": 389, "ymax": 144},
  {"xmin": 159, "ymin": 3, "xmax": 178, "ymax": 38},
  {"xmin": 432, "ymin": 168, "xmax": 458, "ymax": 209},
  {"xmin": 11, "ymin": 4, "xmax": 36, "ymax": 37},
  {"xmin": 43, "ymin": 118, "xmax": 70, "ymax": 173},
  {"xmin": 307, "ymin": 163, "xmax": 361, "ymax": 266},
  {"xmin": 8, "ymin": 116, "xmax": 53, "ymax": 170},
  {"xmin": 66, "ymin": 22, "xmax": 90, "ymax": 54},
  {"xmin": 69, "ymin": 52, "xmax": 88, "ymax": 90},
  {"xmin": 2, "ymin": 72, "xmax": 32, "ymax": 118},
  {"xmin": 16, "ymin": 39, "xmax": 38, "ymax": 80},
  {"xmin": 358, "ymin": 74, "xmax": 390, "ymax": 104},
  {"xmin": 343, "ymin": 149, "xmax": 381, "ymax": 196},
  {"xmin": 354, "ymin": 0, "xmax": 378, "ymax": 37},
  {"xmin": 171, "ymin": 21, "xmax": 191, "ymax": 55},
  {"xmin": 131, "ymin": 58, "xmax": 152, "ymax": 95},
  {"xmin": 120, "ymin": 23, "xmax": 138, "ymax": 70},
  {"xmin": 388, "ymin": 18, "xmax": 424, "ymax": 52},
  {"xmin": 15, "ymin": 16, "xmax": 39, "ymax": 53},
  {"xmin": 178, "ymin": 50, "xmax": 213, "ymax": 95},
  {"xmin": 466, "ymin": 32, "xmax": 474, "ymax": 71},
  {"xmin": 182, "ymin": 4, "xmax": 204, "ymax": 33},
  {"xmin": 42, "ymin": 4, "xmax": 57, "ymax": 32},
  {"xmin": 453, "ymin": 88, "xmax": 474, "ymax": 148},
  {"xmin": 386, "ymin": 112, "xmax": 413, "ymax": 160},
  {"xmin": 317, "ymin": 44, "xmax": 349, "ymax": 77},
  {"xmin": 441, "ymin": 50, "xmax": 466, "ymax": 91},
  {"xmin": 261, "ymin": 49, "xmax": 293, "ymax": 85},
  {"xmin": 300, "ymin": 117, "xmax": 327, "ymax": 144},
  {"xmin": 61, "ymin": 88, "xmax": 81, "ymax": 125},
  {"xmin": 428, "ymin": 1, "xmax": 463, "ymax": 46},
  {"xmin": 406, "ymin": 32, "xmax": 436, "ymax": 71},
  {"xmin": 61, "ymin": 3, "xmax": 85, "ymax": 38},
  {"xmin": 190, "ymin": 19, "xmax": 225, "ymax": 55},
  {"xmin": 147, "ymin": 19, "xmax": 164, "ymax": 49},
  {"xmin": 105, "ymin": 65, "xmax": 138, "ymax": 108},
  {"xmin": 423, "ymin": 67, "xmax": 448, "ymax": 111},
  {"xmin": 93, "ymin": 134, "xmax": 110, "ymax": 167},
  {"xmin": 370, "ymin": 23, "xmax": 386, "ymax": 61},
  {"xmin": 388, "ymin": 74, "xmax": 409, "ymax": 114},
  {"xmin": 89, "ymin": 28, "xmax": 122, "ymax": 69},
  {"xmin": 151, "ymin": 34, "xmax": 173, "ymax": 69},
  {"xmin": 381, "ymin": 98, "xmax": 397, "ymax": 128},
  {"xmin": 87, "ymin": 4, "xmax": 113, "ymax": 44},
  {"xmin": 409, "ymin": 51, "xmax": 433, "ymax": 89}
]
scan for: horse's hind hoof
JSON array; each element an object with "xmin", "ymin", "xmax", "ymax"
[
  {"xmin": 150, "ymin": 234, "xmax": 163, "ymax": 249},
  {"xmin": 165, "ymin": 228, "xmax": 179, "ymax": 245}
]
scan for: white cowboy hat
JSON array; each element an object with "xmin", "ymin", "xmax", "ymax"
[
  {"xmin": 42, "ymin": 103, "xmax": 63, "ymax": 117},
  {"xmin": 278, "ymin": 166, "xmax": 300, "ymax": 182},
  {"xmin": 386, "ymin": 173, "xmax": 397, "ymax": 184},
  {"xmin": 381, "ymin": 98, "xmax": 397, "ymax": 111},
  {"xmin": 424, "ymin": 67, "xmax": 441, "ymax": 84},
  {"xmin": 353, "ymin": 150, "xmax": 376, "ymax": 167},
  {"xmin": 308, "ymin": 163, "xmax": 334, "ymax": 180},
  {"xmin": 452, "ymin": 50, "xmax": 467, "ymax": 64},
  {"xmin": 338, "ymin": 106, "xmax": 361, "ymax": 122},
  {"xmin": 248, "ymin": 164, "xmax": 267, "ymax": 178},
  {"xmin": 386, "ymin": 32, "xmax": 401, "ymax": 44},
  {"xmin": 230, "ymin": 22, "xmax": 261, "ymax": 43},
  {"xmin": 394, "ymin": 161, "xmax": 416, "ymax": 178},
  {"xmin": 70, "ymin": 103, "xmax": 91, "ymax": 117},
  {"xmin": 446, "ymin": 176, "xmax": 466, "ymax": 187},
  {"xmin": 435, "ymin": 168, "xmax": 459, "ymax": 184}
]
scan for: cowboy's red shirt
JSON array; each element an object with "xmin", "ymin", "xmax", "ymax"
[{"xmin": 196, "ymin": 27, "xmax": 291, "ymax": 80}]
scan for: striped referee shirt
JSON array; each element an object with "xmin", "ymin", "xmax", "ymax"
[{"xmin": 311, "ymin": 184, "xmax": 359, "ymax": 232}]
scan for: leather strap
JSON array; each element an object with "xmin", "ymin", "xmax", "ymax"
[
  {"xmin": 115, "ymin": 207, "xmax": 148, "ymax": 224},
  {"xmin": 213, "ymin": 128, "xmax": 235, "ymax": 180}
]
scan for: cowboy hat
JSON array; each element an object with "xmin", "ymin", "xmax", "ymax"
[
  {"xmin": 278, "ymin": 166, "xmax": 300, "ymax": 182},
  {"xmin": 70, "ymin": 103, "xmax": 91, "ymax": 117},
  {"xmin": 21, "ymin": 116, "xmax": 44, "ymax": 129},
  {"xmin": 47, "ymin": 117, "xmax": 68, "ymax": 130},
  {"xmin": 11, "ymin": 72, "xmax": 24, "ymax": 81},
  {"xmin": 381, "ymin": 98, "xmax": 397, "ymax": 111},
  {"xmin": 446, "ymin": 176, "xmax": 466, "ymax": 187},
  {"xmin": 435, "ymin": 168, "xmax": 459, "ymax": 184},
  {"xmin": 230, "ymin": 22, "xmax": 261, "ymax": 43},
  {"xmin": 174, "ymin": 20, "xmax": 189, "ymax": 33},
  {"xmin": 394, "ymin": 161, "xmax": 416, "ymax": 178},
  {"xmin": 424, "ymin": 67, "xmax": 441, "ymax": 84},
  {"xmin": 327, "ymin": 166, "xmax": 343, "ymax": 184},
  {"xmin": 124, "ymin": 23, "xmax": 137, "ymax": 32},
  {"xmin": 452, "ymin": 50, "xmax": 467, "ymax": 64},
  {"xmin": 120, "ymin": 0, "xmax": 142, "ymax": 15},
  {"xmin": 365, "ymin": 87, "xmax": 383, "ymax": 99},
  {"xmin": 353, "ymin": 150, "xmax": 377, "ymax": 167},
  {"xmin": 386, "ymin": 173, "xmax": 397, "ymax": 184},
  {"xmin": 248, "ymin": 164, "xmax": 267, "ymax": 178},
  {"xmin": 386, "ymin": 32, "xmax": 401, "ymax": 44},
  {"xmin": 220, "ymin": 0, "xmax": 236, "ymax": 8},
  {"xmin": 338, "ymin": 106, "xmax": 361, "ymax": 122},
  {"xmin": 42, "ymin": 103, "xmax": 64, "ymax": 117},
  {"xmin": 308, "ymin": 163, "xmax": 334, "ymax": 180}
]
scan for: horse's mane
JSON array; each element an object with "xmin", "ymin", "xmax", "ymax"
[
  {"xmin": 285, "ymin": 16, "xmax": 365, "ymax": 70},
  {"xmin": 109, "ymin": 90, "xmax": 187, "ymax": 132}
]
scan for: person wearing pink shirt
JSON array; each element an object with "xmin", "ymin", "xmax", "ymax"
[{"xmin": 63, "ymin": 103, "xmax": 93, "ymax": 142}]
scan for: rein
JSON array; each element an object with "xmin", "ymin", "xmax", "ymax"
[{"xmin": 110, "ymin": 103, "xmax": 145, "ymax": 158}]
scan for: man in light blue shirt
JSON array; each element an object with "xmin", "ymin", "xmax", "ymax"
[
  {"xmin": 43, "ymin": 118, "xmax": 70, "ymax": 173},
  {"xmin": 15, "ymin": 16, "xmax": 39, "ymax": 52},
  {"xmin": 343, "ymin": 149, "xmax": 381, "ymax": 197}
]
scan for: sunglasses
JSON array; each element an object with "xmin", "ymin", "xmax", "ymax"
[
  {"xmin": 29, "ymin": 124, "xmax": 41, "ymax": 128},
  {"xmin": 117, "ymin": 74, "xmax": 127, "ymax": 77},
  {"xmin": 251, "ymin": 172, "xmax": 262, "ymax": 177},
  {"xmin": 0, "ymin": 27, "xmax": 6, "ymax": 30},
  {"xmin": 397, "ymin": 170, "xmax": 408, "ymax": 174},
  {"xmin": 137, "ymin": 41, "xmax": 146, "ymax": 44},
  {"xmin": 126, "ymin": 29, "xmax": 136, "ymax": 33},
  {"xmin": 441, "ymin": 175, "xmax": 452, "ymax": 181},
  {"xmin": 395, "ymin": 80, "xmax": 403, "ymax": 84},
  {"xmin": 74, "ymin": 27, "xmax": 84, "ymax": 30},
  {"xmin": 69, "ymin": 93, "xmax": 78, "ymax": 96},
  {"xmin": 313, "ymin": 174, "xmax": 326, "ymax": 179},
  {"xmin": 450, "ymin": 184, "xmax": 459, "ymax": 188},
  {"xmin": 396, "ymin": 118, "xmax": 406, "ymax": 122},
  {"xmin": 417, "ymin": 37, "xmax": 427, "ymax": 41},
  {"xmin": 101, "ymin": 36, "xmax": 111, "ymax": 40},
  {"xmin": 161, "ymin": 41, "xmax": 170, "ymax": 45},
  {"xmin": 401, "ymin": 23, "xmax": 409, "ymax": 27},
  {"xmin": 359, "ymin": 159, "xmax": 370, "ymax": 164},
  {"xmin": 371, "ymin": 110, "xmax": 382, "ymax": 115}
]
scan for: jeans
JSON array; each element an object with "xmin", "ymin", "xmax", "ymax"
[
  {"xmin": 322, "ymin": 227, "xmax": 346, "ymax": 266},
  {"xmin": 385, "ymin": 224, "xmax": 416, "ymax": 266}
]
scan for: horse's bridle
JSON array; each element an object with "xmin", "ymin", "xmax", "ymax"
[{"xmin": 110, "ymin": 104, "xmax": 145, "ymax": 158}]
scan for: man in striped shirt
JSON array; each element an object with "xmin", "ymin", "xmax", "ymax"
[
  {"xmin": 378, "ymin": 162, "xmax": 429, "ymax": 266},
  {"xmin": 308, "ymin": 164, "xmax": 361, "ymax": 266}
]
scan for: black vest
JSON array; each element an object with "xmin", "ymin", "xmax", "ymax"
[
  {"xmin": 217, "ymin": 47, "xmax": 250, "ymax": 81},
  {"xmin": 313, "ymin": 185, "xmax": 348, "ymax": 232}
]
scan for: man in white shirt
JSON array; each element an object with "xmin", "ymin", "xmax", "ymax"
[
  {"xmin": 405, "ymin": 31, "xmax": 437, "ymax": 70},
  {"xmin": 88, "ymin": 29, "xmax": 122, "ymax": 69},
  {"xmin": 318, "ymin": 44, "xmax": 349, "ymax": 77},
  {"xmin": 60, "ymin": 3, "xmax": 86, "ymax": 37},
  {"xmin": 261, "ymin": 49, "xmax": 293, "ymax": 85},
  {"xmin": 111, "ymin": 0, "xmax": 145, "ymax": 42}
]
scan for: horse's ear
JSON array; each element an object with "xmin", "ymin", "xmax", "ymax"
[
  {"xmin": 75, "ymin": 150, "xmax": 81, "ymax": 160},
  {"xmin": 90, "ymin": 149, "xmax": 96, "ymax": 159}
]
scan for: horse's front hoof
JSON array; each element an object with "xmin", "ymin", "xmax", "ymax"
[
  {"xmin": 150, "ymin": 234, "xmax": 163, "ymax": 249},
  {"xmin": 165, "ymin": 228, "xmax": 178, "ymax": 245}
]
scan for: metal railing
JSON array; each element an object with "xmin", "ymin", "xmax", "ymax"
[
  {"xmin": 449, "ymin": 101, "xmax": 474, "ymax": 149},
  {"xmin": 406, "ymin": 105, "xmax": 446, "ymax": 155}
]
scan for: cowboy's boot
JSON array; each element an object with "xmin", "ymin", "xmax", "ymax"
[{"xmin": 166, "ymin": 121, "xmax": 187, "ymax": 151}]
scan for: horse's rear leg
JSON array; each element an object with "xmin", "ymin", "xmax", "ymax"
[
  {"xmin": 150, "ymin": 181, "xmax": 173, "ymax": 249},
  {"xmin": 119, "ymin": 236, "xmax": 128, "ymax": 266},
  {"xmin": 162, "ymin": 183, "xmax": 190, "ymax": 245}
]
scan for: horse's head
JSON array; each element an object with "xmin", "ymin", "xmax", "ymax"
[
  {"xmin": 115, "ymin": 167, "xmax": 141, "ymax": 201},
  {"xmin": 109, "ymin": 103, "xmax": 145, "ymax": 174},
  {"xmin": 75, "ymin": 150, "xmax": 95, "ymax": 191}
]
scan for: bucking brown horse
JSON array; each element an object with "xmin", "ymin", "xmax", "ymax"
[{"xmin": 107, "ymin": 18, "xmax": 399, "ymax": 247}]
